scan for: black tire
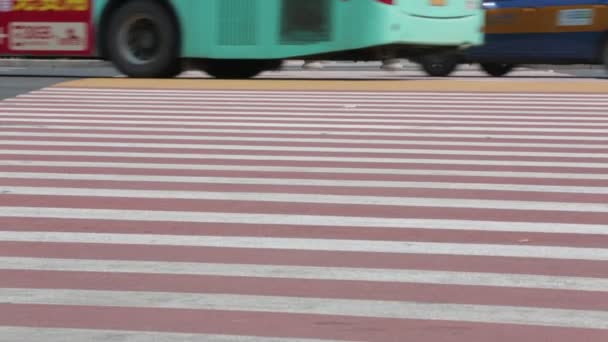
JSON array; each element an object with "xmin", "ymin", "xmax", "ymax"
[
  {"xmin": 203, "ymin": 59, "xmax": 280, "ymax": 79},
  {"xmin": 106, "ymin": 0, "xmax": 181, "ymax": 78},
  {"xmin": 602, "ymin": 40, "xmax": 608, "ymax": 72},
  {"xmin": 480, "ymin": 63, "xmax": 515, "ymax": 77},
  {"xmin": 420, "ymin": 55, "xmax": 459, "ymax": 77}
]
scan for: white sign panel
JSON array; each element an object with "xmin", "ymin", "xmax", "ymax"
[
  {"xmin": 9, "ymin": 22, "xmax": 87, "ymax": 51},
  {"xmin": 557, "ymin": 9, "xmax": 594, "ymax": 26}
]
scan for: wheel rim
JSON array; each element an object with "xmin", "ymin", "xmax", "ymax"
[
  {"xmin": 118, "ymin": 15, "xmax": 162, "ymax": 65},
  {"xmin": 429, "ymin": 63, "xmax": 444, "ymax": 71}
]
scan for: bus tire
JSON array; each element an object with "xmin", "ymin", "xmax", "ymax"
[
  {"xmin": 419, "ymin": 55, "xmax": 458, "ymax": 77},
  {"xmin": 480, "ymin": 63, "xmax": 514, "ymax": 77},
  {"xmin": 106, "ymin": 0, "xmax": 181, "ymax": 78},
  {"xmin": 602, "ymin": 39, "xmax": 608, "ymax": 71},
  {"xmin": 203, "ymin": 59, "xmax": 276, "ymax": 79}
]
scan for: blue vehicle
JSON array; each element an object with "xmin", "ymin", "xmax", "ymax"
[{"xmin": 415, "ymin": 0, "xmax": 608, "ymax": 76}]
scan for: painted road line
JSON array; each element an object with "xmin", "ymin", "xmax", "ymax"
[
  {"xmin": 5, "ymin": 112, "xmax": 608, "ymax": 126},
  {"xmin": 4, "ymin": 111, "xmax": 608, "ymax": 123},
  {"xmin": 6, "ymin": 112, "xmax": 608, "ymax": 125},
  {"xmin": 1, "ymin": 186, "xmax": 607, "ymax": 212},
  {"xmin": 2, "ymin": 140, "xmax": 608, "ymax": 158},
  {"xmin": 18, "ymin": 91, "xmax": 608, "ymax": 103},
  {"xmin": 5, "ymin": 125, "xmax": 608, "ymax": 140},
  {"xmin": 5, "ymin": 105, "xmax": 608, "ymax": 116},
  {"xmin": 1, "ymin": 132, "xmax": 606, "ymax": 149},
  {"xmin": 0, "ymin": 207, "xmax": 605, "ymax": 235},
  {"xmin": 2, "ymin": 150, "xmax": 608, "ymax": 168},
  {"xmin": 6, "ymin": 101, "xmax": 608, "ymax": 113},
  {"xmin": 2, "ymin": 257, "xmax": 607, "ymax": 292},
  {"xmin": 2, "ymin": 172, "xmax": 607, "ymax": 194},
  {"xmin": 1, "ymin": 231, "xmax": 607, "ymax": 261},
  {"xmin": 4, "ymin": 303, "xmax": 608, "ymax": 341},
  {"xmin": 2, "ymin": 288, "xmax": 608, "ymax": 329},
  {"xmin": 0, "ymin": 327, "xmax": 342, "ymax": 342},
  {"xmin": 6, "ymin": 115, "xmax": 608, "ymax": 132},
  {"xmin": 1, "ymin": 160, "xmax": 607, "ymax": 180}
]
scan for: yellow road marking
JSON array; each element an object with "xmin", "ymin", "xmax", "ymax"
[{"xmin": 55, "ymin": 78, "xmax": 608, "ymax": 93}]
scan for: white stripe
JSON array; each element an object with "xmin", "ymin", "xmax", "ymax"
[
  {"xmin": 5, "ymin": 109, "xmax": 608, "ymax": 123},
  {"xmin": 2, "ymin": 149, "xmax": 607, "ymax": 168},
  {"xmin": 6, "ymin": 124, "xmax": 608, "ymax": 140},
  {"xmin": 6, "ymin": 101, "xmax": 608, "ymax": 114},
  {"xmin": 0, "ymin": 327, "xmax": 335, "ymax": 342},
  {"xmin": 2, "ymin": 140, "xmax": 607, "ymax": 158},
  {"xmin": 1, "ymin": 207, "xmax": 604, "ymax": 235},
  {"xmin": 42, "ymin": 87, "xmax": 608, "ymax": 98},
  {"xmin": 5, "ymin": 105, "xmax": 608, "ymax": 118},
  {"xmin": 3, "ymin": 288, "xmax": 608, "ymax": 329},
  {"xmin": 1, "ymin": 160, "xmax": 606, "ymax": 180},
  {"xmin": 1, "ymin": 131, "xmax": 606, "ymax": 149},
  {"xmin": 4, "ymin": 257, "xmax": 607, "ymax": 292},
  {"xmin": 14, "ymin": 99, "xmax": 608, "ymax": 114},
  {"xmin": 24, "ymin": 91, "xmax": 608, "ymax": 102},
  {"xmin": 4, "ymin": 116, "xmax": 608, "ymax": 133},
  {"xmin": 9, "ymin": 94, "xmax": 608, "ymax": 112},
  {"xmin": 2, "ymin": 231, "xmax": 607, "ymax": 260},
  {"xmin": 2, "ymin": 186, "xmax": 607, "ymax": 212},
  {"xmin": 3, "ymin": 172, "xmax": 606, "ymax": 194}
]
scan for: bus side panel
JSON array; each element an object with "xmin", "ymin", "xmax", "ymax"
[
  {"xmin": 0, "ymin": 0, "xmax": 95, "ymax": 57},
  {"xmin": 395, "ymin": 0, "xmax": 485, "ymax": 47},
  {"xmin": 182, "ymin": 0, "xmax": 396, "ymax": 59},
  {"xmin": 94, "ymin": 0, "xmax": 483, "ymax": 61}
]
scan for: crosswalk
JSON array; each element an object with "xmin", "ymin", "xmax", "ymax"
[{"xmin": 0, "ymin": 86, "xmax": 607, "ymax": 341}]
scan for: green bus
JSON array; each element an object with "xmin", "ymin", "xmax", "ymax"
[{"xmin": 0, "ymin": 0, "xmax": 485, "ymax": 78}]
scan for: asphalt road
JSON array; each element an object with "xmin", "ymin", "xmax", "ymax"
[
  {"xmin": 0, "ymin": 65, "xmax": 121, "ymax": 100},
  {"xmin": 0, "ymin": 75, "xmax": 75, "ymax": 100}
]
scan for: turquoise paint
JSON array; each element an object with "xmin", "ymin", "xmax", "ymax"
[{"xmin": 92, "ymin": 0, "xmax": 484, "ymax": 60}]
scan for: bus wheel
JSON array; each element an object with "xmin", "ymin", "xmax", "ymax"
[
  {"xmin": 480, "ymin": 63, "xmax": 514, "ymax": 77},
  {"xmin": 602, "ymin": 40, "xmax": 608, "ymax": 71},
  {"xmin": 419, "ymin": 54, "xmax": 458, "ymax": 77},
  {"xmin": 203, "ymin": 60, "xmax": 277, "ymax": 79},
  {"xmin": 107, "ymin": 0, "xmax": 181, "ymax": 78}
]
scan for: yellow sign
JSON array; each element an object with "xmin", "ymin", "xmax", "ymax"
[{"xmin": 13, "ymin": 0, "xmax": 89, "ymax": 11}]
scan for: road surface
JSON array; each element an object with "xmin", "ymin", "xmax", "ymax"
[{"xmin": 0, "ymin": 70, "xmax": 607, "ymax": 341}]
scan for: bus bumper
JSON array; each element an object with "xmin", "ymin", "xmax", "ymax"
[{"xmin": 396, "ymin": 14, "xmax": 485, "ymax": 47}]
